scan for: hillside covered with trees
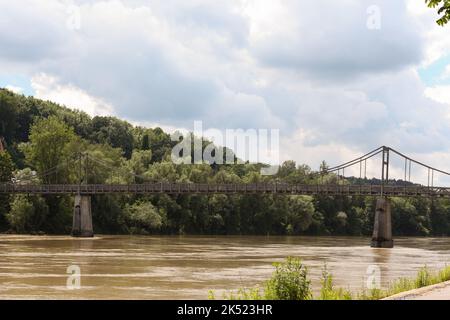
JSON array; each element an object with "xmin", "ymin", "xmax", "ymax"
[{"xmin": 1, "ymin": 88, "xmax": 450, "ymax": 236}]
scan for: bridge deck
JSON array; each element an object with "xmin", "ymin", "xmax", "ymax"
[{"xmin": 1, "ymin": 183, "xmax": 449, "ymax": 197}]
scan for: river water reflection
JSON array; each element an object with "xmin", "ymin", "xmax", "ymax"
[{"xmin": 0, "ymin": 235, "xmax": 449, "ymax": 299}]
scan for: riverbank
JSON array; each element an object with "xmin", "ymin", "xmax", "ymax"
[
  {"xmin": 383, "ymin": 280, "xmax": 450, "ymax": 300},
  {"xmin": 217, "ymin": 257, "xmax": 450, "ymax": 300},
  {"xmin": 364, "ymin": 264, "xmax": 450, "ymax": 300}
]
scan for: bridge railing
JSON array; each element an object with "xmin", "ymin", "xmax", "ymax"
[{"xmin": 1, "ymin": 183, "xmax": 450, "ymax": 197}]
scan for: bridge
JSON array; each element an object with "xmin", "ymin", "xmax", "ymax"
[
  {"xmin": 2, "ymin": 183, "xmax": 450, "ymax": 197},
  {"xmin": 2, "ymin": 145, "xmax": 450, "ymax": 248}
]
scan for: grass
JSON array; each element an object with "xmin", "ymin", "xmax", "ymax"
[
  {"xmin": 321, "ymin": 264, "xmax": 450, "ymax": 299},
  {"xmin": 209, "ymin": 257, "xmax": 450, "ymax": 300}
]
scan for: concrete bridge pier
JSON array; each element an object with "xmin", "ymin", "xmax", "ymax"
[
  {"xmin": 72, "ymin": 195, "xmax": 94, "ymax": 237},
  {"xmin": 371, "ymin": 197, "xmax": 393, "ymax": 248}
]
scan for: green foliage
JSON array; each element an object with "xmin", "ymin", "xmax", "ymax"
[
  {"xmin": 122, "ymin": 200, "xmax": 164, "ymax": 234},
  {"xmin": 217, "ymin": 261, "xmax": 450, "ymax": 301},
  {"xmin": 426, "ymin": 0, "xmax": 450, "ymax": 26},
  {"xmin": 391, "ymin": 198, "xmax": 430, "ymax": 236},
  {"xmin": 0, "ymin": 151, "xmax": 15, "ymax": 229},
  {"xmin": 42, "ymin": 195, "xmax": 73, "ymax": 234},
  {"xmin": 0, "ymin": 90, "xmax": 19, "ymax": 144},
  {"xmin": 222, "ymin": 287, "xmax": 264, "ymax": 300},
  {"xmin": 415, "ymin": 266, "xmax": 431, "ymax": 288},
  {"xmin": 264, "ymin": 257, "xmax": 312, "ymax": 300},
  {"xmin": 377, "ymin": 265, "xmax": 450, "ymax": 299},
  {"xmin": 0, "ymin": 151, "xmax": 14, "ymax": 182},
  {"xmin": 6, "ymin": 195, "xmax": 34, "ymax": 233},
  {"xmin": 91, "ymin": 116, "xmax": 135, "ymax": 158},
  {"xmin": 142, "ymin": 134, "xmax": 150, "ymax": 150},
  {"xmin": 128, "ymin": 150, "xmax": 152, "ymax": 178},
  {"xmin": 386, "ymin": 277, "xmax": 415, "ymax": 296},
  {"xmin": 144, "ymin": 162, "xmax": 179, "ymax": 182},
  {"xmin": 285, "ymin": 196, "xmax": 314, "ymax": 234},
  {"xmin": 207, "ymin": 290, "xmax": 216, "ymax": 300},
  {"xmin": 319, "ymin": 265, "xmax": 353, "ymax": 300},
  {"xmin": 21, "ymin": 116, "xmax": 77, "ymax": 184},
  {"xmin": 219, "ymin": 257, "xmax": 312, "ymax": 300},
  {"xmin": 13, "ymin": 168, "xmax": 40, "ymax": 185},
  {"xmin": 357, "ymin": 265, "xmax": 450, "ymax": 299},
  {"xmin": 278, "ymin": 161, "xmax": 313, "ymax": 184},
  {"xmin": 6, "ymin": 195, "xmax": 48, "ymax": 233},
  {"xmin": 84, "ymin": 143, "xmax": 126, "ymax": 184}
]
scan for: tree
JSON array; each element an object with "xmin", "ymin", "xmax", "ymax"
[
  {"xmin": 391, "ymin": 198, "xmax": 430, "ymax": 236},
  {"xmin": 6, "ymin": 196, "xmax": 34, "ymax": 233},
  {"xmin": 79, "ymin": 143, "xmax": 128, "ymax": 184},
  {"xmin": 19, "ymin": 116, "xmax": 77, "ymax": 233},
  {"xmin": 21, "ymin": 116, "xmax": 77, "ymax": 184},
  {"xmin": 0, "ymin": 90, "xmax": 18, "ymax": 144},
  {"xmin": 122, "ymin": 200, "xmax": 164, "ymax": 234},
  {"xmin": 278, "ymin": 160, "xmax": 297, "ymax": 178},
  {"xmin": 6, "ymin": 195, "xmax": 48, "ymax": 233},
  {"xmin": 144, "ymin": 162, "xmax": 179, "ymax": 182},
  {"xmin": 0, "ymin": 151, "xmax": 14, "ymax": 230},
  {"xmin": 0, "ymin": 151, "xmax": 14, "ymax": 183},
  {"xmin": 285, "ymin": 196, "xmax": 315, "ymax": 234},
  {"xmin": 426, "ymin": 0, "xmax": 450, "ymax": 26},
  {"xmin": 142, "ymin": 134, "xmax": 150, "ymax": 150},
  {"xmin": 91, "ymin": 116, "xmax": 135, "ymax": 158},
  {"xmin": 127, "ymin": 150, "xmax": 152, "ymax": 180},
  {"xmin": 430, "ymin": 200, "xmax": 450, "ymax": 235},
  {"xmin": 146, "ymin": 127, "xmax": 173, "ymax": 163}
]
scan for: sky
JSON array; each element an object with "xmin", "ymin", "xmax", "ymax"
[{"xmin": 1, "ymin": 0, "xmax": 450, "ymax": 183}]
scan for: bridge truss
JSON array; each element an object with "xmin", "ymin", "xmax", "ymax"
[{"xmin": 1, "ymin": 146, "xmax": 450, "ymax": 197}]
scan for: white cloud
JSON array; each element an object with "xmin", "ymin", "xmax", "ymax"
[
  {"xmin": 406, "ymin": 0, "xmax": 450, "ymax": 67},
  {"xmin": 406, "ymin": 0, "xmax": 429, "ymax": 16},
  {"xmin": 5, "ymin": 85, "xmax": 23, "ymax": 94},
  {"xmin": 31, "ymin": 73, "xmax": 115, "ymax": 117},
  {"xmin": 442, "ymin": 65, "xmax": 450, "ymax": 80},
  {"xmin": 249, "ymin": 0, "xmax": 423, "ymax": 79},
  {"xmin": 425, "ymin": 85, "xmax": 450, "ymax": 107}
]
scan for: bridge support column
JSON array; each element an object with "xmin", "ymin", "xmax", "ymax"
[
  {"xmin": 72, "ymin": 195, "xmax": 94, "ymax": 238},
  {"xmin": 371, "ymin": 197, "xmax": 393, "ymax": 248}
]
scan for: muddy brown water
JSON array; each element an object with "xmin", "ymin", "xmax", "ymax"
[{"xmin": 0, "ymin": 235, "xmax": 449, "ymax": 299}]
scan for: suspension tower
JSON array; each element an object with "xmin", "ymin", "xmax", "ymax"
[
  {"xmin": 371, "ymin": 146, "xmax": 393, "ymax": 248},
  {"xmin": 71, "ymin": 152, "xmax": 94, "ymax": 238},
  {"xmin": 326, "ymin": 146, "xmax": 394, "ymax": 248}
]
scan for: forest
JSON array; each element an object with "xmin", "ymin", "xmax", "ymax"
[{"xmin": 1, "ymin": 87, "xmax": 450, "ymax": 236}]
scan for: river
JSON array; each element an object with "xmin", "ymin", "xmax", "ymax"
[{"xmin": 0, "ymin": 235, "xmax": 449, "ymax": 299}]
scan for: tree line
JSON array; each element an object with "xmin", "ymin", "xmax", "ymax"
[{"xmin": 1, "ymin": 88, "xmax": 450, "ymax": 236}]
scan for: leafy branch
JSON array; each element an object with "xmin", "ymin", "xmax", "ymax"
[{"xmin": 426, "ymin": 0, "xmax": 450, "ymax": 26}]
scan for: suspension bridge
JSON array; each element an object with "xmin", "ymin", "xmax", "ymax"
[{"xmin": 1, "ymin": 145, "xmax": 450, "ymax": 247}]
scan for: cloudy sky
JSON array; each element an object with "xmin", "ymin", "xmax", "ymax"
[{"xmin": 1, "ymin": 0, "xmax": 450, "ymax": 182}]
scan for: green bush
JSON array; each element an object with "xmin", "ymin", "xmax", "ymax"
[
  {"xmin": 264, "ymin": 257, "xmax": 312, "ymax": 300},
  {"xmin": 219, "ymin": 257, "xmax": 312, "ymax": 300}
]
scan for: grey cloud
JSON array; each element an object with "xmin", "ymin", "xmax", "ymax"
[
  {"xmin": 0, "ymin": 1, "xmax": 69, "ymax": 63},
  {"xmin": 252, "ymin": 0, "xmax": 423, "ymax": 79},
  {"xmin": 153, "ymin": 0, "xmax": 250, "ymax": 48}
]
